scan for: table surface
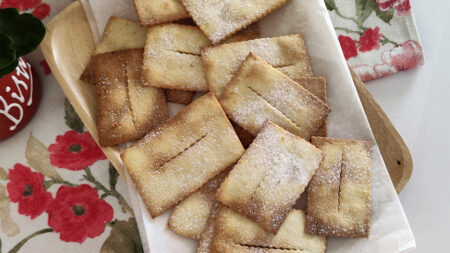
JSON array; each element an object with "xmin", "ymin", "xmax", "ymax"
[{"xmin": 367, "ymin": 0, "xmax": 450, "ymax": 252}]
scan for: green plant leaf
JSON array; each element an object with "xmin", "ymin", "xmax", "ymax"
[
  {"xmin": 0, "ymin": 8, "xmax": 45, "ymax": 57},
  {"xmin": 108, "ymin": 163, "xmax": 119, "ymax": 191},
  {"xmin": 101, "ymin": 218, "xmax": 143, "ymax": 253},
  {"xmin": 375, "ymin": 6, "xmax": 394, "ymax": 24},
  {"xmin": 324, "ymin": 0, "xmax": 336, "ymax": 10},
  {"xmin": 0, "ymin": 32, "xmax": 15, "ymax": 69},
  {"xmin": 0, "ymin": 59, "xmax": 18, "ymax": 78},
  {"xmin": 64, "ymin": 98, "xmax": 84, "ymax": 133},
  {"xmin": 355, "ymin": 0, "xmax": 378, "ymax": 26}
]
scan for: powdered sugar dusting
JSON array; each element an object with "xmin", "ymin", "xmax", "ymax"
[
  {"xmin": 202, "ymin": 35, "xmax": 313, "ymax": 98},
  {"xmin": 217, "ymin": 122, "xmax": 323, "ymax": 232},
  {"xmin": 219, "ymin": 53, "xmax": 329, "ymax": 140},
  {"xmin": 306, "ymin": 137, "xmax": 372, "ymax": 238},
  {"xmin": 182, "ymin": 0, "xmax": 289, "ymax": 43}
]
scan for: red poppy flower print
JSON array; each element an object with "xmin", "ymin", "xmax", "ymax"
[
  {"xmin": 31, "ymin": 2, "xmax": 50, "ymax": 20},
  {"xmin": 338, "ymin": 35, "xmax": 358, "ymax": 60},
  {"xmin": 0, "ymin": 0, "xmax": 51, "ymax": 20},
  {"xmin": 359, "ymin": 27, "xmax": 383, "ymax": 52},
  {"xmin": 48, "ymin": 131, "xmax": 106, "ymax": 171},
  {"xmin": 46, "ymin": 184, "xmax": 114, "ymax": 243},
  {"xmin": 6, "ymin": 163, "xmax": 52, "ymax": 219},
  {"xmin": 381, "ymin": 40, "xmax": 424, "ymax": 71},
  {"xmin": 376, "ymin": 0, "xmax": 411, "ymax": 16}
]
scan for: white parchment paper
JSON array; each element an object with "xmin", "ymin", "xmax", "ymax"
[{"xmin": 82, "ymin": 0, "xmax": 416, "ymax": 252}]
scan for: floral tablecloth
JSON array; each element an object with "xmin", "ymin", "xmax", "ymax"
[{"xmin": 0, "ymin": 0, "xmax": 423, "ymax": 252}]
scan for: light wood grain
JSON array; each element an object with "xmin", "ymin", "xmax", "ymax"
[
  {"xmin": 41, "ymin": 0, "xmax": 412, "ymax": 192},
  {"xmin": 349, "ymin": 66, "xmax": 413, "ymax": 193},
  {"xmin": 41, "ymin": 1, "xmax": 126, "ymax": 179}
]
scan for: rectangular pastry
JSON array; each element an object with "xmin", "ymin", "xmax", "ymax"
[
  {"xmin": 202, "ymin": 34, "xmax": 313, "ymax": 98},
  {"xmin": 180, "ymin": 0, "xmax": 290, "ymax": 44},
  {"xmin": 210, "ymin": 206, "xmax": 326, "ymax": 253},
  {"xmin": 91, "ymin": 49, "xmax": 167, "ymax": 146},
  {"xmin": 219, "ymin": 53, "xmax": 329, "ymax": 141},
  {"xmin": 306, "ymin": 136, "xmax": 372, "ymax": 238},
  {"xmin": 142, "ymin": 23, "xmax": 211, "ymax": 91},
  {"xmin": 121, "ymin": 93, "xmax": 244, "ymax": 217},
  {"xmin": 216, "ymin": 121, "xmax": 323, "ymax": 233},
  {"xmin": 133, "ymin": 0, "xmax": 189, "ymax": 26}
]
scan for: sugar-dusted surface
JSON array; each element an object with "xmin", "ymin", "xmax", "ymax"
[
  {"xmin": 293, "ymin": 77, "xmax": 328, "ymax": 137},
  {"xmin": 197, "ymin": 202, "xmax": 220, "ymax": 253},
  {"xmin": 94, "ymin": 16, "xmax": 147, "ymax": 54},
  {"xmin": 88, "ymin": 49, "xmax": 167, "ymax": 146},
  {"xmin": 216, "ymin": 122, "xmax": 323, "ymax": 233},
  {"xmin": 133, "ymin": 0, "xmax": 189, "ymax": 26},
  {"xmin": 210, "ymin": 206, "xmax": 326, "ymax": 253},
  {"xmin": 142, "ymin": 24, "xmax": 211, "ymax": 91},
  {"xmin": 84, "ymin": 0, "xmax": 415, "ymax": 251},
  {"xmin": 306, "ymin": 137, "xmax": 372, "ymax": 238},
  {"xmin": 202, "ymin": 34, "xmax": 313, "ymax": 98},
  {"xmin": 181, "ymin": 0, "xmax": 290, "ymax": 44},
  {"xmin": 169, "ymin": 169, "xmax": 230, "ymax": 240},
  {"xmin": 126, "ymin": 62, "xmax": 167, "ymax": 137},
  {"xmin": 219, "ymin": 53, "xmax": 329, "ymax": 141},
  {"xmin": 121, "ymin": 93, "xmax": 244, "ymax": 217}
]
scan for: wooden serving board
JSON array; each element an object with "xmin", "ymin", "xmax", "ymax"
[{"xmin": 41, "ymin": 1, "xmax": 412, "ymax": 193}]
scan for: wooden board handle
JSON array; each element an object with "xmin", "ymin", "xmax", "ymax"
[{"xmin": 349, "ymin": 66, "xmax": 413, "ymax": 193}]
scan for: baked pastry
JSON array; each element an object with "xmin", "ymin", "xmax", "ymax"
[
  {"xmin": 293, "ymin": 77, "xmax": 328, "ymax": 137},
  {"xmin": 90, "ymin": 49, "xmax": 167, "ymax": 146},
  {"xmin": 121, "ymin": 93, "xmax": 244, "ymax": 217},
  {"xmin": 180, "ymin": 0, "xmax": 290, "ymax": 44},
  {"xmin": 219, "ymin": 53, "xmax": 329, "ymax": 141},
  {"xmin": 202, "ymin": 34, "xmax": 313, "ymax": 98},
  {"xmin": 210, "ymin": 206, "xmax": 326, "ymax": 253},
  {"xmin": 231, "ymin": 76, "xmax": 328, "ymax": 147},
  {"xmin": 165, "ymin": 89, "xmax": 195, "ymax": 105},
  {"xmin": 133, "ymin": 0, "xmax": 189, "ymax": 26},
  {"xmin": 142, "ymin": 23, "xmax": 211, "ymax": 91},
  {"xmin": 169, "ymin": 169, "xmax": 229, "ymax": 240},
  {"xmin": 216, "ymin": 121, "xmax": 323, "ymax": 233},
  {"xmin": 306, "ymin": 136, "xmax": 372, "ymax": 238},
  {"xmin": 197, "ymin": 202, "xmax": 220, "ymax": 253},
  {"xmin": 94, "ymin": 16, "xmax": 147, "ymax": 54}
]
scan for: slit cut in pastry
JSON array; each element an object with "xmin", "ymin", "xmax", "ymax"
[
  {"xmin": 133, "ymin": 0, "xmax": 190, "ymax": 26},
  {"xmin": 180, "ymin": 0, "xmax": 290, "ymax": 44},
  {"xmin": 231, "ymin": 76, "xmax": 329, "ymax": 147},
  {"xmin": 202, "ymin": 34, "xmax": 314, "ymax": 98},
  {"xmin": 89, "ymin": 49, "xmax": 167, "ymax": 146},
  {"xmin": 80, "ymin": 16, "xmax": 194, "ymax": 105},
  {"xmin": 121, "ymin": 93, "xmax": 244, "ymax": 217},
  {"xmin": 169, "ymin": 168, "xmax": 230, "ymax": 240},
  {"xmin": 306, "ymin": 137, "xmax": 372, "ymax": 238},
  {"xmin": 216, "ymin": 122, "xmax": 323, "ymax": 233},
  {"xmin": 210, "ymin": 206, "xmax": 326, "ymax": 253},
  {"xmin": 219, "ymin": 53, "xmax": 329, "ymax": 141}
]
